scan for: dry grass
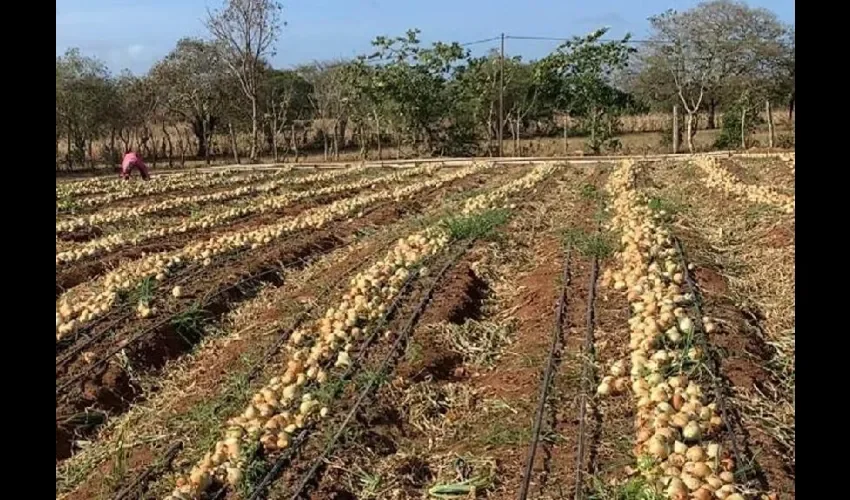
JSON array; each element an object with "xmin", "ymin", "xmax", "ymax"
[
  {"xmin": 427, "ymin": 319, "xmax": 518, "ymax": 368},
  {"xmin": 644, "ymin": 157, "xmax": 795, "ymax": 473}
]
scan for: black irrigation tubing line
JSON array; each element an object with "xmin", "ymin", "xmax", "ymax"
[
  {"xmin": 238, "ymin": 250, "xmax": 436, "ymax": 500},
  {"xmin": 55, "ymin": 248, "xmax": 323, "ymax": 400},
  {"xmin": 241, "ymin": 278, "xmax": 415, "ymax": 500},
  {"xmin": 281, "ymin": 242, "xmax": 470, "ymax": 500},
  {"xmin": 517, "ymin": 250, "xmax": 572, "ymax": 500},
  {"xmin": 57, "ymin": 222, "xmax": 349, "ymax": 369},
  {"xmin": 673, "ymin": 237, "xmax": 750, "ymax": 482},
  {"xmin": 57, "ymin": 177, "xmax": 459, "ymax": 372},
  {"xmin": 109, "ymin": 240, "xmax": 399, "ymax": 500},
  {"xmin": 242, "ymin": 236, "xmax": 400, "ymax": 384},
  {"xmin": 573, "ymin": 255, "xmax": 599, "ymax": 500}
]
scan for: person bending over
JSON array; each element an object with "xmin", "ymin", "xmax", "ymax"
[{"xmin": 120, "ymin": 150, "xmax": 150, "ymax": 180}]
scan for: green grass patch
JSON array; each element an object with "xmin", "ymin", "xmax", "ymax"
[
  {"xmin": 130, "ymin": 276, "xmax": 157, "ymax": 307},
  {"xmin": 441, "ymin": 208, "xmax": 511, "ymax": 241},
  {"xmin": 587, "ymin": 476, "xmax": 661, "ymax": 500},
  {"xmin": 171, "ymin": 303, "xmax": 210, "ymax": 344},
  {"xmin": 579, "ymin": 182, "xmax": 604, "ymax": 201},
  {"xmin": 647, "ymin": 196, "xmax": 681, "ymax": 222},
  {"xmin": 563, "ymin": 227, "xmax": 616, "ymax": 259}
]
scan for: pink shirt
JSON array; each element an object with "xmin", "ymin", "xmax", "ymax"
[{"xmin": 121, "ymin": 152, "xmax": 141, "ymax": 169}]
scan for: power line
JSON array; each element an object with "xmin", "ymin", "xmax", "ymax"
[
  {"xmin": 460, "ymin": 36, "xmax": 502, "ymax": 47},
  {"xmin": 505, "ymin": 34, "xmax": 658, "ymax": 44}
]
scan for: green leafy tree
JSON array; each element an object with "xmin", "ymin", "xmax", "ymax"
[
  {"xmin": 260, "ymin": 68, "xmax": 312, "ymax": 161},
  {"xmin": 365, "ymin": 29, "xmax": 468, "ymax": 155},
  {"xmin": 535, "ymin": 28, "xmax": 635, "ymax": 154},
  {"xmin": 56, "ymin": 49, "xmax": 117, "ymax": 169}
]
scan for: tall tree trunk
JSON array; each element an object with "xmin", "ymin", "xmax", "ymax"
[
  {"xmin": 323, "ymin": 129, "xmax": 329, "ymax": 161},
  {"xmin": 271, "ymin": 119, "xmax": 279, "ymax": 163},
  {"xmin": 229, "ymin": 122, "xmax": 240, "ymax": 164},
  {"xmin": 708, "ymin": 98, "xmax": 717, "ymax": 129},
  {"xmin": 740, "ymin": 108, "xmax": 747, "ymax": 150},
  {"xmin": 590, "ymin": 111, "xmax": 597, "ymax": 153},
  {"xmin": 291, "ymin": 123, "xmax": 299, "ymax": 163},
  {"xmin": 373, "ymin": 111, "xmax": 382, "ymax": 161},
  {"xmin": 87, "ymin": 138, "xmax": 94, "ymax": 170},
  {"xmin": 161, "ymin": 124, "xmax": 173, "ymax": 167},
  {"xmin": 202, "ymin": 120, "xmax": 211, "ymax": 166},
  {"xmin": 766, "ymin": 100, "xmax": 775, "ymax": 149},
  {"xmin": 250, "ymin": 96, "xmax": 259, "ymax": 161},
  {"xmin": 109, "ymin": 129, "xmax": 117, "ymax": 168},
  {"xmin": 788, "ymin": 92, "xmax": 795, "ymax": 121},
  {"xmin": 66, "ymin": 119, "xmax": 73, "ymax": 170},
  {"xmin": 338, "ymin": 118, "xmax": 348, "ymax": 156},
  {"xmin": 686, "ymin": 112, "xmax": 695, "ymax": 153},
  {"xmin": 178, "ymin": 135, "xmax": 186, "ymax": 168}
]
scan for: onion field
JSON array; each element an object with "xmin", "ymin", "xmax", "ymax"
[{"xmin": 56, "ymin": 155, "xmax": 795, "ymax": 500}]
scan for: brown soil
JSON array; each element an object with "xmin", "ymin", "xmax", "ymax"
[
  {"xmin": 55, "ymin": 189, "xmax": 374, "ymax": 295},
  {"xmin": 60, "ymin": 216, "xmax": 408, "ymax": 500},
  {"xmin": 57, "ymin": 225, "xmax": 105, "ymax": 243},
  {"xmin": 304, "ymin": 166, "xmax": 618, "ymax": 500},
  {"xmin": 55, "ymin": 169, "xmax": 503, "ymax": 467},
  {"xmin": 684, "ymin": 250, "xmax": 795, "ymax": 498},
  {"xmin": 693, "ymin": 265, "xmax": 730, "ymax": 296},
  {"xmin": 717, "ymin": 157, "xmax": 795, "ymax": 193},
  {"xmin": 396, "ymin": 261, "xmax": 490, "ymax": 384},
  {"xmin": 266, "ymin": 169, "xmax": 544, "ymax": 500},
  {"xmin": 759, "ymin": 220, "xmax": 795, "ymax": 249}
]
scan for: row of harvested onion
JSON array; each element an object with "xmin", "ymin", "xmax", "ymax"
[
  {"xmin": 693, "ymin": 156, "xmax": 794, "ymax": 215},
  {"xmin": 165, "ymin": 163, "xmax": 553, "ymax": 500},
  {"xmin": 58, "ymin": 169, "xmax": 287, "ymax": 211},
  {"xmin": 56, "ymin": 165, "xmax": 440, "ymax": 265},
  {"xmin": 56, "ymin": 166, "xmax": 361, "ymax": 235},
  {"xmin": 56, "ymin": 168, "xmax": 242, "ymax": 198},
  {"xmin": 599, "ymin": 160, "xmax": 746, "ymax": 500},
  {"xmin": 56, "ymin": 164, "xmax": 489, "ymax": 341}
]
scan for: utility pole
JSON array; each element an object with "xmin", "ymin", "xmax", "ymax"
[{"xmin": 499, "ymin": 32, "xmax": 505, "ymax": 158}]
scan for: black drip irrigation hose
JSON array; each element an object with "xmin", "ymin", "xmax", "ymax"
[
  {"xmin": 573, "ymin": 256, "xmax": 599, "ymax": 500},
  {"xmin": 100, "ymin": 239, "xmax": 397, "ymax": 498},
  {"xmin": 58, "ymin": 168, "xmax": 464, "ymax": 361},
  {"xmin": 673, "ymin": 237, "xmax": 754, "ymax": 485},
  {"xmin": 276, "ymin": 242, "xmax": 471, "ymax": 500},
  {"xmin": 56, "ymin": 253, "xmax": 310, "ymax": 399},
  {"xmin": 517, "ymin": 251, "xmax": 572, "ymax": 500}
]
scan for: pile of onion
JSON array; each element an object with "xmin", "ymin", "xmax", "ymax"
[
  {"xmin": 694, "ymin": 156, "xmax": 794, "ymax": 215},
  {"xmin": 598, "ymin": 160, "xmax": 744, "ymax": 500},
  {"xmin": 166, "ymin": 164, "xmax": 551, "ymax": 500},
  {"xmin": 56, "ymin": 164, "xmax": 489, "ymax": 341}
]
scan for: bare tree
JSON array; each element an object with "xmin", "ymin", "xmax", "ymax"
[
  {"xmin": 206, "ymin": 0, "xmax": 283, "ymax": 161},
  {"xmin": 150, "ymin": 38, "xmax": 227, "ymax": 163},
  {"xmin": 644, "ymin": 0, "xmax": 787, "ymax": 152},
  {"xmin": 299, "ymin": 61, "xmax": 350, "ymax": 160}
]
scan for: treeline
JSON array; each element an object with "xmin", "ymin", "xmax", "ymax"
[{"xmin": 55, "ymin": 0, "xmax": 794, "ymax": 170}]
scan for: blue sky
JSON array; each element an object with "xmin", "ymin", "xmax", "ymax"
[{"xmin": 56, "ymin": 0, "xmax": 795, "ymax": 75}]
